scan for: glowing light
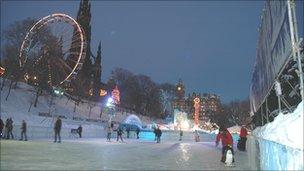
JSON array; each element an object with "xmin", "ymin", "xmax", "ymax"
[
  {"xmin": 181, "ymin": 120, "xmax": 189, "ymax": 129},
  {"xmin": 0, "ymin": 66, "xmax": 5, "ymax": 76},
  {"xmin": 89, "ymin": 88, "xmax": 93, "ymax": 96},
  {"xmin": 193, "ymin": 97, "xmax": 201, "ymax": 127},
  {"xmin": 33, "ymin": 76, "xmax": 37, "ymax": 80},
  {"xmin": 99, "ymin": 89, "xmax": 107, "ymax": 96},
  {"xmin": 18, "ymin": 13, "xmax": 85, "ymax": 85},
  {"xmin": 53, "ymin": 87, "xmax": 64, "ymax": 96},
  {"xmin": 106, "ymin": 97, "xmax": 115, "ymax": 108},
  {"xmin": 24, "ymin": 73, "xmax": 29, "ymax": 81},
  {"xmin": 177, "ymin": 86, "xmax": 181, "ymax": 91},
  {"xmin": 111, "ymin": 85, "xmax": 120, "ymax": 105}
]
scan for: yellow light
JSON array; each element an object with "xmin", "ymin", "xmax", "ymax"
[
  {"xmin": 177, "ymin": 87, "xmax": 181, "ymax": 91},
  {"xmin": 33, "ymin": 76, "xmax": 37, "ymax": 80},
  {"xmin": 89, "ymin": 88, "xmax": 93, "ymax": 96},
  {"xmin": 194, "ymin": 97, "xmax": 200, "ymax": 104},
  {"xmin": 99, "ymin": 89, "xmax": 107, "ymax": 96},
  {"xmin": 0, "ymin": 66, "xmax": 5, "ymax": 76}
]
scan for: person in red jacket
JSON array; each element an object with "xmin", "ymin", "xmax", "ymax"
[
  {"xmin": 237, "ymin": 125, "xmax": 248, "ymax": 151},
  {"xmin": 216, "ymin": 128, "xmax": 234, "ymax": 163}
]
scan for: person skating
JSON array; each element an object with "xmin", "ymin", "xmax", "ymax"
[
  {"xmin": 106, "ymin": 126, "xmax": 112, "ymax": 141},
  {"xmin": 77, "ymin": 125, "xmax": 82, "ymax": 138},
  {"xmin": 19, "ymin": 120, "xmax": 27, "ymax": 141},
  {"xmin": 126, "ymin": 127, "xmax": 130, "ymax": 138},
  {"xmin": 216, "ymin": 128, "xmax": 234, "ymax": 163},
  {"xmin": 116, "ymin": 127, "xmax": 124, "ymax": 142},
  {"xmin": 237, "ymin": 125, "xmax": 248, "ymax": 151},
  {"xmin": 54, "ymin": 117, "xmax": 62, "ymax": 143},
  {"xmin": 179, "ymin": 129, "xmax": 183, "ymax": 141},
  {"xmin": 194, "ymin": 130, "xmax": 200, "ymax": 142},
  {"xmin": 0, "ymin": 118, "xmax": 4, "ymax": 139},
  {"xmin": 136, "ymin": 127, "xmax": 140, "ymax": 139},
  {"xmin": 6, "ymin": 117, "xmax": 14, "ymax": 139},
  {"xmin": 153, "ymin": 127, "xmax": 157, "ymax": 141},
  {"xmin": 156, "ymin": 127, "xmax": 162, "ymax": 143}
]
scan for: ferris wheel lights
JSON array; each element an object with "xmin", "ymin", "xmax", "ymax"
[{"xmin": 19, "ymin": 13, "xmax": 85, "ymax": 87}]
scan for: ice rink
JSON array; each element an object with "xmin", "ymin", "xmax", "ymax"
[{"xmin": 1, "ymin": 138, "xmax": 250, "ymax": 170}]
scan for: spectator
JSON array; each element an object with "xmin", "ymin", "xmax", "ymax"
[
  {"xmin": 77, "ymin": 125, "xmax": 82, "ymax": 138},
  {"xmin": 6, "ymin": 117, "xmax": 14, "ymax": 139},
  {"xmin": 19, "ymin": 120, "xmax": 27, "ymax": 141},
  {"xmin": 54, "ymin": 117, "xmax": 62, "ymax": 143},
  {"xmin": 0, "ymin": 118, "xmax": 3, "ymax": 139},
  {"xmin": 136, "ymin": 127, "xmax": 140, "ymax": 139},
  {"xmin": 216, "ymin": 128, "xmax": 234, "ymax": 163}
]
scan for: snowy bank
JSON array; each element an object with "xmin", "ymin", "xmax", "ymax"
[
  {"xmin": 248, "ymin": 101, "xmax": 303, "ymax": 170},
  {"xmin": 252, "ymin": 101, "xmax": 303, "ymax": 150}
]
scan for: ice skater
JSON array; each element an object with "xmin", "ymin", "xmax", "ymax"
[
  {"xmin": 179, "ymin": 129, "xmax": 183, "ymax": 141},
  {"xmin": 116, "ymin": 127, "xmax": 124, "ymax": 142},
  {"xmin": 19, "ymin": 120, "xmax": 27, "ymax": 141},
  {"xmin": 126, "ymin": 127, "xmax": 130, "ymax": 138},
  {"xmin": 136, "ymin": 127, "xmax": 140, "ymax": 139},
  {"xmin": 0, "ymin": 118, "xmax": 4, "ymax": 139},
  {"xmin": 106, "ymin": 126, "xmax": 112, "ymax": 141},
  {"xmin": 237, "ymin": 125, "xmax": 248, "ymax": 151},
  {"xmin": 6, "ymin": 117, "xmax": 14, "ymax": 139},
  {"xmin": 77, "ymin": 125, "xmax": 82, "ymax": 138},
  {"xmin": 153, "ymin": 127, "xmax": 157, "ymax": 141},
  {"xmin": 215, "ymin": 128, "xmax": 234, "ymax": 164},
  {"xmin": 194, "ymin": 130, "xmax": 200, "ymax": 142},
  {"xmin": 156, "ymin": 127, "xmax": 162, "ymax": 143},
  {"xmin": 54, "ymin": 117, "xmax": 62, "ymax": 143}
]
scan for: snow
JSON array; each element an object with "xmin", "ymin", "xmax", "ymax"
[
  {"xmin": 0, "ymin": 80, "xmax": 160, "ymax": 139},
  {"xmin": 1, "ymin": 138, "xmax": 250, "ymax": 170},
  {"xmin": 252, "ymin": 101, "xmax": 303, "ymax": 149},
  {"xmin": 251, "ymin": 101, "xmax": 304, "ymax": 170},
  {"xmin": 227, "ymin": 125, "xmax": 241, "ymax": 134}
]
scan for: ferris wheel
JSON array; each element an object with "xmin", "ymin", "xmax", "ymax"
[{"xmin": 19, "ymin": 13, "xmax": 86, "ymax": 87}]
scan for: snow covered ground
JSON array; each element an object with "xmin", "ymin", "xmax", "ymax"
[
  {"xmin": 1, "ymin": 138, "xmax": 250, "ymax": 170},
  {"xmin": 0, "ymin": 80, "xmax": 162, "ymax": 139}
]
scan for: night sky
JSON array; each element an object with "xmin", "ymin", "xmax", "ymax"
[{"xmin": 1, "ymin": 0, "xmax": 303, "ymax": 103}]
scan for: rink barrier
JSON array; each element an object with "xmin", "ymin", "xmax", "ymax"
[
  {"xmin": 2, "ymin": 124, "xmax": 105, "ymax": 140},
  {"xmin": 247, "ymin": 135, "xmax": 304, "ymax": 170}
]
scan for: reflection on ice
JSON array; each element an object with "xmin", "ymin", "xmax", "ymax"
[{"xmin": 1, "ymin": 139, "xmax": 250, "ymax": 170}]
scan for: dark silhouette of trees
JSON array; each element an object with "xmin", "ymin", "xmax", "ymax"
[{"xmin": 107, "ymin": 68, "xmax": 169, "ymax": 118}]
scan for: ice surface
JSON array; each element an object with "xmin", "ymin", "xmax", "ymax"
[{"xmin": 1, "ymin": 138, "xmax": 250, "ymax": 170}]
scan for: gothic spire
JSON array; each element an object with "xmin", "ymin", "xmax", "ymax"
[
  {"xmin": 95, "ymin": 41, "xmax": 101, "ymax": 66},
  {"xmin": 77, "ymin": 0, "xmax": 92, "ymax": 75}
]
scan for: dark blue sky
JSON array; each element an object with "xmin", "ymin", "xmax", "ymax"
[{"xmin": 1, "ymin": 0, "xmax": 303, "ymax": 103}]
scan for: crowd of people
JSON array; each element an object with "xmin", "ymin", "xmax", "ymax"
[{"xmin": 0, "ymin": 117, "xmax": 26, "ymax": 141}]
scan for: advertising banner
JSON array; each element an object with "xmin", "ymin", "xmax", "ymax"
[{"xmin": 250, "ymin": 0, "xmax": 293, "ymax": 113}]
